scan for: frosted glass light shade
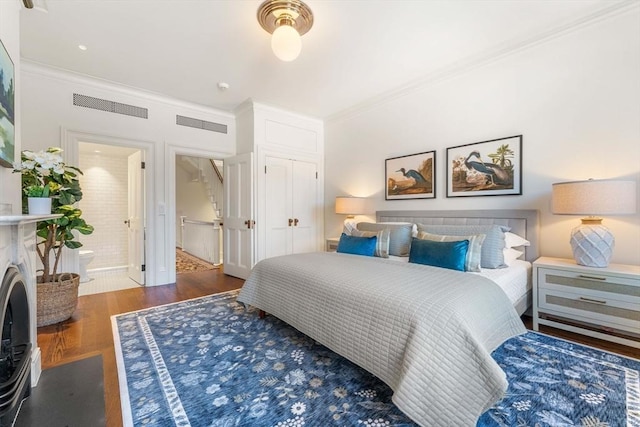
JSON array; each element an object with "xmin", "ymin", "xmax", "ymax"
[{"xmin": 271, "ymin": 25, "xmax": 301, "ymax": 62}]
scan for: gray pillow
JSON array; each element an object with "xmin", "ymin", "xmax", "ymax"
[
  {"xmin": 416, "ymin": 224, "xmax": 510, "ymax": 268},
  {"xmin": 356, "ymin": 222, "xmax": 413, "ymax": 257}
]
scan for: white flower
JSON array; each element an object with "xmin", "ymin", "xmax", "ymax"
[
  {"xmin": 286, "ymin": 369, "xmax": 306, "ymax": 385},
  {"xmin": 212, "ymin": 395, "xmax": 229, "ymax": 407},
  {"xmin": 333, "ymin": 387, "xmax": 348, "ymax": 398},
  {"xmin": 290, "ymin": 402, "xmax": 306, "ymax": 415},
  {"xmin": 206, "ymin": 384, "xmax": 221, "ymax": 394}
]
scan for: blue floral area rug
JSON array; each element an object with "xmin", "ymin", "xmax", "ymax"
[{"xmin": 112, "ymin": 291, "xmax": 640, "ymax": 427}]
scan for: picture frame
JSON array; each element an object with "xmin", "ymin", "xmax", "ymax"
[
  {"xmin": 446, "ymin": 135, "xmax": 522, "ymax": 197},
  {"xmin": 0, "ymin": 38, "xmax": 15, "ymax": 168},
  {"xmin": 385, "ymin": 150, "xmax": 436, "ymax": 200}
]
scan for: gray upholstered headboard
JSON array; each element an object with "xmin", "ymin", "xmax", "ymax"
[{"xmin": 376, "ymin": 209, "xmax": 540, "ymax": 262}]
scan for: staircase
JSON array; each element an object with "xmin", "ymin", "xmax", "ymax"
[{"xmin": 179, "ymin": 156, "xmax": 223, "ymax": 218}]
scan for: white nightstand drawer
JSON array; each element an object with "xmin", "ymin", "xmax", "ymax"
[
  {"xmin": 538, "ymin": 287, "xmax": 640, "ymax": 333},
  {"xmin": 537, "ymin": 267, "xmax": 640, "ymax": 305},
  {"xmin": 533, "ymin": 257, "xmax": 640, "ymax": 348}
]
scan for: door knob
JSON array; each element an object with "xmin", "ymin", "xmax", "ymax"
[
  {"xmin": 294, "ymin": 218, "xmax": 299, "ymax": 226},
  {"xmin": 124, "ymin": 219, "xmax": 131, "ymax": 226},
  {"xmin": 288, "ymin": 218, "xmax": 293, "ymax": 226}
]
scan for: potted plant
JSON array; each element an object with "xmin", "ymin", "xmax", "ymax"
[{"xmin": 14, "ymin": 147, "xmax": 94, "ymax": 326}]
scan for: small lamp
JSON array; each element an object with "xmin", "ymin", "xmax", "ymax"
[
  {"xmin": 552, "ymin": 179, "xmax": 637, "ymax": 267},
  {"xmin": 335, "ymin": 196, "xmax": 369, "ymax": 234}
]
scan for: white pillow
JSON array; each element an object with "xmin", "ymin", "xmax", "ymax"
[
  {"xmin": 504, "ymin": 232, "xmax": 530, "ymax": 248},
  {"xmin": 503, "ymin": 248, "xmax": 524, "ymax": 265}
]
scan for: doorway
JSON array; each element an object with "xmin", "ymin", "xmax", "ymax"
[
  {"xmin": 77, "ymin": 142, "xmax": 145, "ymax": 295},
  {"xmin": 175, "ymin": 155, "xmax": 223, "ymax": 276}
]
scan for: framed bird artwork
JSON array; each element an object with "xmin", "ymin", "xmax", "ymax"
[
  {"xmin": 446, "ymin": 135, "xmax": 523, "ymax": 197},
  {"xmin": 385, "ymin": 150, "xmax": 436, "ymax": 200}
]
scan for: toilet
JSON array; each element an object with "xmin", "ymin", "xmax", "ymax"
[{"xmin": 78, "ymin": 250, "xmax": 95, "ymax": 283}]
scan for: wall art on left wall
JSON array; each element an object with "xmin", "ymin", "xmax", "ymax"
[
  {"xmin": 0, "ymin": 38, "xmax": 15, "ymax": 168},
  {"xmin": 385, "ymin": 150, "xmax": 436, "ymax": 200}
]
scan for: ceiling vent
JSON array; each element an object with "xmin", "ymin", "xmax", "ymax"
[
  {"xmin": 176, "ymin": 115, "xmax": 228, "ymax": 134},
  {"xmin": 73, "ymin": 93, "xmax": 148, "ymax": 119}
]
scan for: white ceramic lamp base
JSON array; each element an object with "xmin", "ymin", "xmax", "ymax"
[
  {"xmin": 569, "ymin": 220, "xmax": 614, "ymax": 268},
  {"xmin": 342, "ymin": 217, "xmax": 358, "ymax": 235}
]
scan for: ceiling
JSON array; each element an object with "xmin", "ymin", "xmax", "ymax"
[{"xmin": 19, "ymin": 0, "xmax": 625, "ymax": 119}]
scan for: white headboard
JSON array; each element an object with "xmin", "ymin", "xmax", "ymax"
[{"xmin": 376, "ymin": 209, "xmax": 540, "ymax": 262}]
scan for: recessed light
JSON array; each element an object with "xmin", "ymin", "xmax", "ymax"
[
  {"xmin": 78, "ymin": 44, "xmax": 87, "ymax": 51},
  {"xmin": 217, "ymin": 82, "xmax": 230, "ymax": 91}
]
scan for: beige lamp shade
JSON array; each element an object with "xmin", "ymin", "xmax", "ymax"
[
  {"xmin": 335, "ymin": 197, "xmax": 368, "ymax": 216},
  {"xmin": 551, "ymin": 179, "xmax": 637, "ymax": 268},
  {"xmin": 552, "ymin": 179, "xmax": 636, "ymax": 216}
]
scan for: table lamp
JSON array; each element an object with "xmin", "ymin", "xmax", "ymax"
[
  {"xmin": 551, "ymin": 179, "xmax": 637, "ymax": 267},
  {"xmin": 335, "ymin": 196, "xmax": 369, "ymax": 234}
]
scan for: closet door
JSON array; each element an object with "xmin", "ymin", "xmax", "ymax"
[
  {"xmin": 291, "ymin": 160, "xmax": 317, "ymax": 254},
  {"xmin": 264, "ymin": 156, "xmax": 292, "ymax": 258}
]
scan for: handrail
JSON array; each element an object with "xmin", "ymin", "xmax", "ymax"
[
  {"xmin": 209, "ymin": 159, "xmax": 223, "ymax": 184},
  {"xmin": 183, "ymin": 218, "xmax": 222, "ymax": 226}
]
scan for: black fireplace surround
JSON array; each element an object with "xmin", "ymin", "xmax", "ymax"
[{"xmin": 0, "ymin": 267, "xmax": 31, "ymax": 427}]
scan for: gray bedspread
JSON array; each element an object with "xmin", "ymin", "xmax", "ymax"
[{"xmin": 237, "ymin": 252, "xmax": 526, "ymax": 426}]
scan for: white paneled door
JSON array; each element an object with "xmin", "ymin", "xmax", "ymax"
[
  {"xmin": 265, "ymin": 156, "xmax": 317, "ymax": 259},
  {"xmin": 127, "ymin": 150, "xmax": 145, "ymax": 285},
  {"xmin": 223, "ymin": 153, "xmax": 255, "ymax": 280}
]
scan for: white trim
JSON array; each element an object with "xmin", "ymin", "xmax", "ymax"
[
  {"xmin": 110, "ymin": 316, "xmax": 134, "ymax": 427},
  {"xmin": 165, "ymin": 144, "xmax": 232, "ymax": 285},
  {"xmin": 62, "ymin": 128, "xmax": 157, "ymax": 286}
]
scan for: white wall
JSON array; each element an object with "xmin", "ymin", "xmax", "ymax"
[
  {"xmin": 325, "ymin": 8, "xmax": 640, "ymax": 266},
  {"xmin": 0, "ymin": 1, "xmax": 21, "ymax": 214},
  {"xmin": 79, "ymin": 150, "xmax": 129, "ymax": 270},
  {"xmin": 175, "ymin": 160, "xmax": 217, "ymax": 247},
  {"xmin": 20, "ymin": 63, "xmax": 237, "ymax": 285}
]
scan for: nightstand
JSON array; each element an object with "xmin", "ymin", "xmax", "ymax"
[
  {"xmin": 533, "ymin": 256, "xmax": 640, "ymax": 349},
  {"xmin": 325, "ymin": 237, "xmax": 340, "ymax": 252}
]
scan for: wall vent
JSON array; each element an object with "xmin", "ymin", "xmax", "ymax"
[
  {"xmin": 176, "ymin": 115, "xmax": 228, "ymax": 134},
  {"xmin": 73, "ymin": 93, "xmax": 149, "ymax": 119}
]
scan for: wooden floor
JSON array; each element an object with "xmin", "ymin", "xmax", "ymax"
[{"xmin": 36, "ymin": 269, "xmax": 638, "ymax": 427}]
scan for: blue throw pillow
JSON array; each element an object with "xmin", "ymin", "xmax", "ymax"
[
  {"xmin": 337, "ymin": 233, "xmax": 377, "ymax": 257},
  {"xmin": 408, "ymin": 238, "xmax": 469, "ymax": 271}
]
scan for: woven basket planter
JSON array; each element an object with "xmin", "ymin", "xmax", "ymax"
[{"xmin": 36, "ymin": 273, "xmax": 80, "ymax": 327}]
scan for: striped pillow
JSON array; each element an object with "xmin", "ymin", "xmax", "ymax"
[
  {"xmin": 417, "ymin": 231, "xmax": 485, "ymax": 272},
  {"xmin": 350, "ymin": 229, "xmax": 390, "ymax": 258},
  {"xmin": 356, "ymin": 222, "xmax": 413, "ymax": 256}
]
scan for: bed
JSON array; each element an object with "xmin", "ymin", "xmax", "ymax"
[{"xmin": 237, "ymin": 209, "xmax": 539, "ymax": 426}]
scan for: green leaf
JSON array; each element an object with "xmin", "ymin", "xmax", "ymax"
[{"xmin": 64, "ymin": 241, "xmax": 82, "ymax": 249}]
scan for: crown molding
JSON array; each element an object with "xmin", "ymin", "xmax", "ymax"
[
  {"xmin": 326, "ymin": 0, "xmax": 639, "ymax": 124},
  {"xmin": 21, "ymin": 60, "xmax": 236, "ymax": 119}
]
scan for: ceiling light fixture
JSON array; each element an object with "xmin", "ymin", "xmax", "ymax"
[{"xmin": 257, "ymin": 0, "xmax": 314, "ymax": 62}]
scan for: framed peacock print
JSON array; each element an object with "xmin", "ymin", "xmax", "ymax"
[
  {"xmin": 446, "ymin": 135, "xmax": 522, "ymax": 197},
  {"xmin": 385, "ymin": 150, "xmax": 436, "ymax": 200},
  {"xmin": 0, "ymin": 38, "xmax": 15, "ymax": 168}
]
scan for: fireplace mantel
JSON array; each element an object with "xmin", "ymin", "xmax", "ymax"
[
  {"xmin": 0, "ymin": 214, "xmax": 62, "ymax": 225},
  {"xmin": 0, "ymin": 214, "xmax": 60, "ymax": 388}
]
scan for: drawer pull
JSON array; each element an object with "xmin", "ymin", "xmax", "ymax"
[
  {"xmin": 578, "ymin": 296, "xmax": 607, "ymax": 305},
  {"xmin": 577, "ymin": 274, "xmax": 607, "ymax": 281}
]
